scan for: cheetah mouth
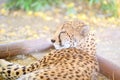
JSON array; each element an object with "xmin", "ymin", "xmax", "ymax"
[
  {"xmin": 60, "ymin": 44, "xmax": 64, "ymax": 47},
  {"xmin": 54, "ymin": 45, "xmax": 62, "ymax": 49},
  {"xmin": 53, "ymin": 44, "xmax": 64, "ymax": 49}
]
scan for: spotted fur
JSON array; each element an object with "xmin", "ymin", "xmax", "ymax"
[{"xmin": 0, "ymin": 20, "xmax": 99, "ymax": 80}]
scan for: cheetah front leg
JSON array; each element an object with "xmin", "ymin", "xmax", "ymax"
[
  {"xmin": 0, "ymin": 50, "xmax": 65, "ymax": 80},
  {"xmin": 0, "ymin": 59, "xmax": 25, "ymax": 80},
  {"xmin": 0, "ymin": 59, "xmax": 21, "ymax": 67}
]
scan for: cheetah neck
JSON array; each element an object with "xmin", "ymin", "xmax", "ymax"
[{"xmin": 76, "ymin": 33, "xmax": 96, "ymax": 57}]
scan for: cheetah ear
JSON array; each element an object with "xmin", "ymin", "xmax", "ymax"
[{"xmin": 80, "ymin": 25, "xmax": 89, "ymax": 37}]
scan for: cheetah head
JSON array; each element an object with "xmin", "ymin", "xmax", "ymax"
[{"xmin": 51, "ymin": 20, "xmax": 89, "ymax": 49}]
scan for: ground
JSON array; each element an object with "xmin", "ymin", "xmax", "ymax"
[{"xmin": 0, "ymin": 0, "xmax": 120, "ymax": 80}]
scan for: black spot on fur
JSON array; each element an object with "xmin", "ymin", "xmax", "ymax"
[
  {"xmin": 7, "ymin": 70, "xmax": 11, "ymax": 74},
  {"xmin": 23, "ymin": 72, "xmax": 26, "ymax": 74},
  {"xmin": 47, "ymin": 78, "xmax": 50, "ymax": 80},
  {"xmin": 16, "ymin": 72, "xmax": 19, "ymax": 75},
  {"xmin": 7, "ymin": 64, "xmax": 13, "ymax": 66},
  {"xmin": 14, "ymin": 67, "xmax": 19, "ymax": 70},
  {"xmin": 40, "ymin": 76, "xmax": 44, "ymax": 79},
  {"xmin": 27, "ymin": 69, "xmax": 30, "ymax": 71},
  {"xmin": 54, "ymin": 77, "xmax": 58, "ymax": 79}
]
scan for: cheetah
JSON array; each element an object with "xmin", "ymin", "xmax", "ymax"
[{"xmin": 0, "ymin": 20, "xmax": 99, "ymax": 80}]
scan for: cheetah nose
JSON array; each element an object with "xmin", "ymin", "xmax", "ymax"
[{"xmin": 51, "ymin": 39, "xmax": 56, "ymax": 43}]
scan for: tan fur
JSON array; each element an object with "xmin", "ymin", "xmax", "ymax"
[{"xmin": 0, "ymin": 20, "xmax": 99, "ymax": 80}]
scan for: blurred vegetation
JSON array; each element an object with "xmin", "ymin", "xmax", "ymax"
[
  {"xmin": 88, "ymin": 0, "xmax": 118, "ymax": 17},
  {"xmin": 5, "ymin": 0, "xmax": 119, "ymax": 17},
  {"xmin": 5, "ymin": 0, "xmax": 62, "ymax": 11}
]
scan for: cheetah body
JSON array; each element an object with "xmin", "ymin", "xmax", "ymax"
[{"xmin": 0, "ymin": 20, "xmax": 99, "ymax": 80}]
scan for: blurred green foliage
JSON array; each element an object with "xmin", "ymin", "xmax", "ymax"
[
  {"xmin": 5, "ymin": 0, "xmax": 118, "ymax": 17},
  {"xmin": 88, "ymin": 0, "xmax": 118, "ymax": 17},
  {"xmin": 5, "ymin": 0, "xmax": 62, "ymax": 11}
]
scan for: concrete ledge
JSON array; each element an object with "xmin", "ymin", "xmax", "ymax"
[
  {"xmin": 0, "ymin": 39, "xmax": 54, "ymax": 58},
  {"xmin": 96, "ymin": 27, "xmax": 120, "ymax": 80},
  {"xmin": 97, "ymin": 54, "xmax": 120, "ymax": 80}
]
